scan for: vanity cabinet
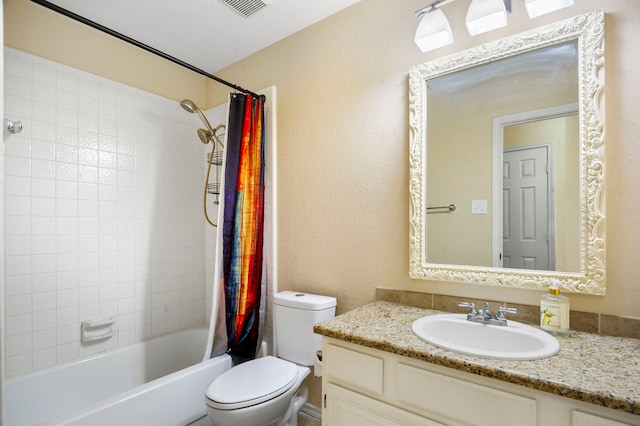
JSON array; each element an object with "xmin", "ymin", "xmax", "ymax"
[{"xmin": 322, "ymin": 338, "xmax": 640, "ymax": 426}]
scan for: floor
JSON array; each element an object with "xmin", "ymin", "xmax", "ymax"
[{"xmin": 188, "ymin": 412, "xmax": 321, "ymax": 426}]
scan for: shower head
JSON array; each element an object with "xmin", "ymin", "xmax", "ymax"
[
  {"xmin": 180, "ymin": 98, "xmax": 216, "ymax": 135},
  {"xmin": 179, "ymin": 99, "xmax": 199, "ymax": 114},
  {"xmin": 197, "ymin": 128, "xmax": 212, "ymax": 145}
]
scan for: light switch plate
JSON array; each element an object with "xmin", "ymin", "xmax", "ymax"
[{"xmin": 472, "ymin": 199, "xmax": 487, "ymax": 215}]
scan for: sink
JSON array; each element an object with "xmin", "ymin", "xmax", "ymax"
[{"xmin": 411, "ymin": 314, "xmax": 560, "ymax": 360}]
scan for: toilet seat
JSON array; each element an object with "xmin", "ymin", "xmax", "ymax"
[{"xmin": 205, "ymin": 356, "xmax": 299, "ymax": 410}]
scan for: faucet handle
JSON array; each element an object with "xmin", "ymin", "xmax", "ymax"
[
  {"xmin": 458, "ymin": 302, "xmax": 476, "ymax": 314},
  {"xmin": 497, "ymin": 306, "xmax": 518, "ymax": 319}
]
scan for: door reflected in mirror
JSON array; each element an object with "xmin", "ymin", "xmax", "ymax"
[{"xmin": 499, "ymin": 112, "xmax": 579, "ymax": 272}]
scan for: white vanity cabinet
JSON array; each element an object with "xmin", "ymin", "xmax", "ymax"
[{"xmin": 321, "ymin": 338, "xmax": 640, "ymax": 426}]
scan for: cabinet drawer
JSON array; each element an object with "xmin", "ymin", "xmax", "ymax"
[
  {"xmin": 326, "ymin": 383, "xmax": 444, "ymax": 426},
  {"xmin": 395, "ymin": 363, "xmax": 536, "ymax": 426},
  {"xmin": 573, "ymin": 411, "xmax": 634, "ymax": 426},
  {"xmin": 325, "ymin": 344, "xmax": 384, "ymax": 395}
]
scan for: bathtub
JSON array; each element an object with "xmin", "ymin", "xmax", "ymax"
[{"xmin": 4, "ymin": 327, "xmax": 231, "ymax": 426}]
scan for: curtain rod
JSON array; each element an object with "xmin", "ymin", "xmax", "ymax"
[{"xmin": 29, "ymin": 0, "xmax": 265, "ymax": 100}]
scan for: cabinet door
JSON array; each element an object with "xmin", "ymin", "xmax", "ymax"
[
  {"xmin": 325, "ymin": 384, "xmax": 444, "ymax": 426},
  {"xmin": 395, "ymin": 363, "xmax": 536, "ymax": 426},
  {"xmin": 573, "ymin": 411, "xmax": 634, "ymax": 426}
]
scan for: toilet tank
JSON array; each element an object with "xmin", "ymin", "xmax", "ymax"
[{"xmin": 274, "ymin": 291, "xmax": 337, "ymax": 366}]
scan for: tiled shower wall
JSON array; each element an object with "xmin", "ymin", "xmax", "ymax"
[{"xmin": 3, "ymin": 48, "xmax": 209, "ymax": 377}]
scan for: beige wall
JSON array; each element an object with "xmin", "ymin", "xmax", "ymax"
[
  {"xmin": 3, "ymin": 0, "xmax": 207, "ymax": 106},
  {"xmin": 210, "ymin": 0, "xmax": 640, "ymax": 318}
]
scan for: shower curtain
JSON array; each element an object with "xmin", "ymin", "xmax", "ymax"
[{"xmin": 205, "ymin": 93, "xmax": 266, "ymax": 365}]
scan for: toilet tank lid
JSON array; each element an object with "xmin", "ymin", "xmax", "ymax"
[{"xmin": 274, "ymin": 291, "xmax": 337, "ymax": 310}]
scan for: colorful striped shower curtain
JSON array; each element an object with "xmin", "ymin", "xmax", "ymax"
[{"xmin": 206, "ymin": 93, "xmax": 266, "ymax": 365}]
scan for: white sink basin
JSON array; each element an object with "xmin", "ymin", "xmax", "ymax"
[{"xmin": 411, "ymin": 314, "xmax": 559, "ymax": 360}]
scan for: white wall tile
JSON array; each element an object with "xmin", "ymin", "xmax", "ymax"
[
  {"xmin": 57, "ymin": 324, "xmax": 77, "ymax": 344},
  {"xmin": 5, "ymin": 255, "xmax": 32, "ymax": 277},
  {"xmin": 33, "ymin": 291, "xmax": 57, "ymax": 312},
  {"xmin": 5, "ymin": 75, "xmax": 32, "ymax": 100},
  {"xmin": 32, "ymin": 273, "xmax": 56, "ymax": 293},
  {"xmin": 5, "ymin": 176, "xmax": 32, "ymax": 197},
  {"xmin": 5, "ymin": 275, "xmax": 32, "ymax": 296},
  {"xmin": 32, "ymin": 121, "xmax": 56, "ymax": 142},
  {"xmin": 32, "ymin": 216, "xmax": 56, "ymax": 235},
  {"xmin": 5, "ymin": 135, "xmax": 33, "ymax": 158},
  {"xmin": 56, "ymin": 144, "xmax": 78, "ymax": 164},
  {"xmin": 5, "ymin": 216, "xmax": 31, "ymax": 236},
  {"xmin": 6, "ymin": 155, "xmax": 31, "ymax": 177},
  {"xmin": 56, "ymin": 124, "xmax": 78, "ymax": 144},
  {"xmin": 32, "ymin": 197, "xmax": 55, "ymax": 216},
  {"xmin": 56, "ymin": 342, "xmax": 79, "ymax": 364},
  {"xmin": 33, "ymin": 310, "xmax": 57, "ymax": 332},
  {"xmin": 5, "ymin": 235, "xmax": 31, "ymax": 256},
  {"xmin": 6, "ymin": 295, "xmax": 32, "ymax": 316},
  {"xmin": 32, "ymin": 254, "xmax": 56, "ymax": 274},
  {"xmin": 6, "ymin": 353, "xmax": 33, "ymax": 377},
  {"xmin": 56, "ymin": 271, "xmax": 78, "ymax": 289},
  {"xmin": 57, "ymin": 71, "xmax": 78, "ymax": 93},
  {"xmin": 5, "ymin": 195, "xmax": 31, "ymax": 215},
  {"xmin": 32, "ymin": 178, "xmax": 56, "ymax": 198},
  {"xmin": 6, "ymin": 314, "xmax": 33, "ymax": 337},
  {"xmin": 78, "ymin": 302, "xmax": 100, "ymax": 320},
  {"xmin": 31, "ymin": 160, "xmax": 56, "ymax": 180},
  {"xmin": 56, "ymin": 236, "xmax": 78, "ymax": 254},
  {"xmin": 33, "ymin": 347, "xmax": 57, "ymax": 370},
  {"xmin": 33, "ymin": 82, "xmax": 56, "ymax": 105},
  {"xmin": 4, "ymin": 49, "xmax": 212, "ymax": 377},
  {"xmin": 32, "ymin": 236, "xmax": 56, "ymax": 255}
]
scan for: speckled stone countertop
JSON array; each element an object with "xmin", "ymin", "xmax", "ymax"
[{"xmin": 313, "ymin": 301, "xmax": 640, "ymax": 416}]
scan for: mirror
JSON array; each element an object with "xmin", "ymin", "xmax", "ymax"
[{"xmin": 409, "ymin": 11, "xmax": 606, "ymax": 295}]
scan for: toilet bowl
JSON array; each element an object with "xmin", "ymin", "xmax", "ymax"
[
  {"xmin": 205, "ymin": 291, "xmax": 337, "ymax": 426},
  {"xmin": 205, "ymin": 356, "xmax": 310, "ymax": 426}
]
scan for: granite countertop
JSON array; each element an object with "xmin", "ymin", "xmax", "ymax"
[{"xmin": 314, "ymin": 301, "xmax": 640, "ymax": 416}]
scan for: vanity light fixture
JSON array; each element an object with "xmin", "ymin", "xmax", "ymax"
[
  {"xmin": 465, "ymin": 0, "xmax": 511, "ymax": 36},
  {"xmin": 524, "ymin": 0, "xmax": 574, "ymax": 18},
  {"xmin": 414, "ymin": 1, "xmax": 454, "ymax": 53},
  {"xmin": 413, "ymin": 0, "xmax": 570, "ymax": 52}
]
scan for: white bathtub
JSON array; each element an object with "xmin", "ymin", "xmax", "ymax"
[{"xmin": 4, "ymin": 328, "xmax": 231, "ymax": 426}]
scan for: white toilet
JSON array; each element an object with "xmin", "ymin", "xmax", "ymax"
[{"xmin": 205, "ymin": 291, "xmax": 337, "ymax": 426}]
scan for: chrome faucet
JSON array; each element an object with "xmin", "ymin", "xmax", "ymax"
[{"xmin": 458, "ymin": 302, "xmax": 517, "ymax": 326}]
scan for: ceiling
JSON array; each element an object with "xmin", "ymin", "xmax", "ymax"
[{"xmin": 43, "ymin": 0, "xmax": 361, "ymax": 73}]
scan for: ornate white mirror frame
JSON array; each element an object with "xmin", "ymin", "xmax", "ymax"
[{"xmin": 409, "ymin": 10, "xmax": 606, "ymax": 295}]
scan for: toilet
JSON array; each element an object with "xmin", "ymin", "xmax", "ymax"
[{"xmin": 205, "ymin": 291, "xmax": 337, "ymax": 426}]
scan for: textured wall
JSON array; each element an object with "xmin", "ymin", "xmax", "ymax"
[{"xmin": 209, "ymin": 0, "xmax": 640, "ymax": 317}]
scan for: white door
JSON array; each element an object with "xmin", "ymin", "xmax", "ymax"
[{"xmin": 502, "ymin": 145, "xmax": 552, "ymax": 270}]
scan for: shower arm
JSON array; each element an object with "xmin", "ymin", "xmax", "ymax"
[
  {"xmin": 210, "ymin": 124, "xmax": 225, "ymax": 147},
  {"xmin": 196, "ymin": 109, "xmax": 216, "ymax": 136}
]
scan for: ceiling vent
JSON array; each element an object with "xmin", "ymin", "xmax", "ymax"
[{"xmin": 218, "ymin": 0, "xmax": 272, "ymax": 18}]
